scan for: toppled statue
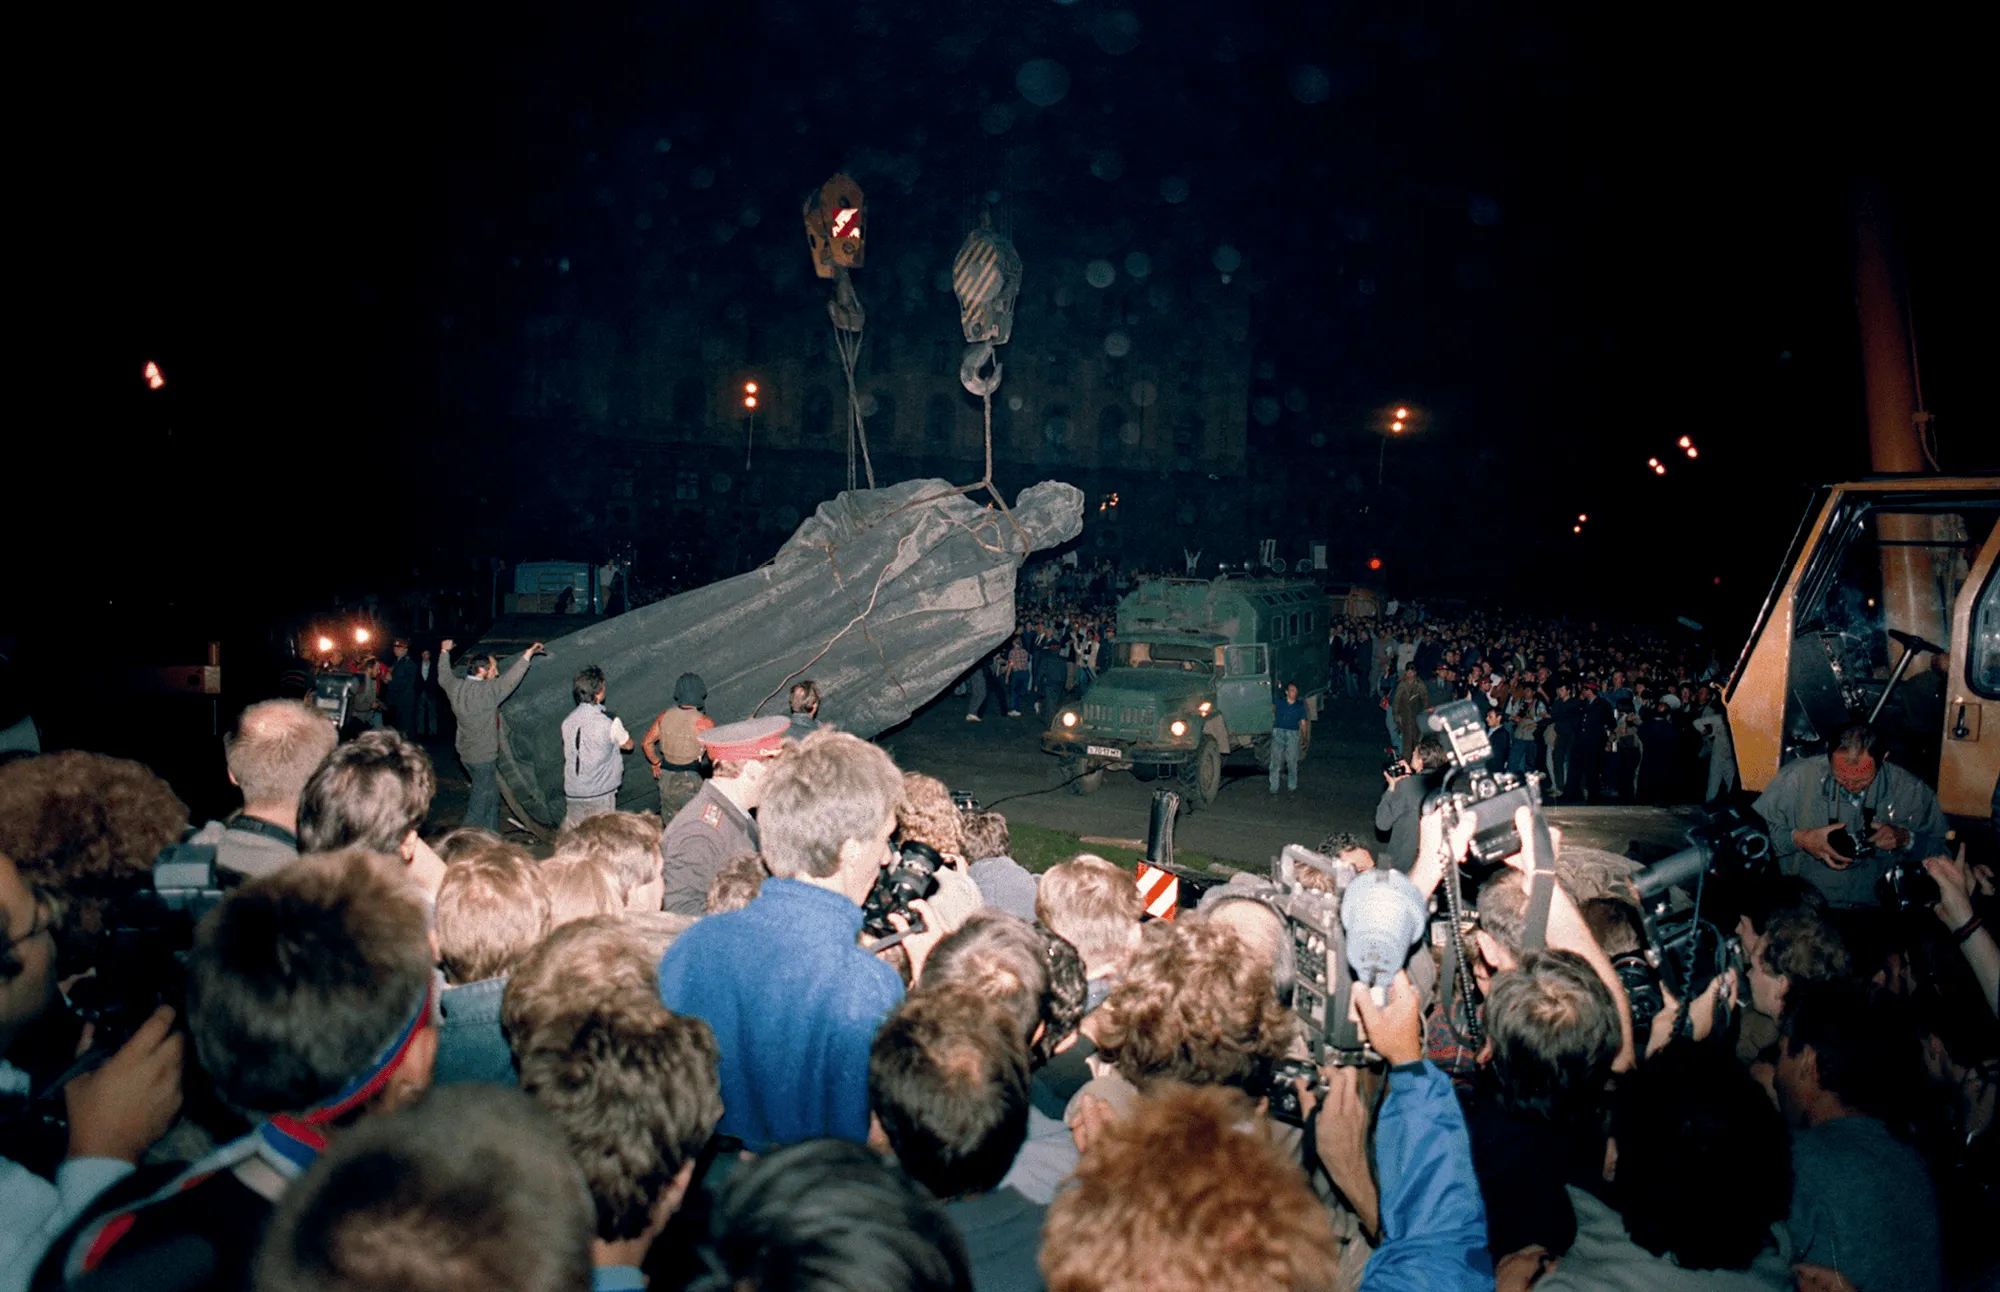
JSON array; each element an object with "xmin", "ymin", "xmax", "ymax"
[{"xmin": 495, "ymin": 478, "xmax": 1085, "ymax": 828}]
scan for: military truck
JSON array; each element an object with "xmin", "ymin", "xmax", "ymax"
[{"xmin": 1042, "ymin": 577, "xmax": 1331, "ymax": 809}]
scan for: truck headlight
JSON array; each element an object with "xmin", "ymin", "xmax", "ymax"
[
  {"xmin": 1169, "ymin": 719, "xmax": 1188, "ymax": 737},
  {"xmin": 1061, "ymin": 711, "xmax": 1078, "ymax": 728},
  {"xmin": 1198, "ymin": 701, "xmax": 1212, "ymax": 715}
]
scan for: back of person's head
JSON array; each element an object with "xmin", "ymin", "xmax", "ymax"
[
  {"xmin": 1036, "ymin": 854, "xmax": 1141, "ymax": 976},
  {"xmin": 188, "ymin": 849, "xmax": 432, "ymax": 1114},
  {"xmin": 1039, "ymin": 930, "xmax": 1088, "ymax": 1062},
  {"xmin": 961, "ymin": 811, "xmax": 1010, "ymax": 862},
  {"xmin": 1578, "ymin": 897, "xmax": 1645, "ymax": 958},
  {"xmin": 539, "ymin": 855, "xmax": 622, "ymax": 926},
  {"xmin": 572, "ymin": 665, "xmax": 606, "ymax": 706},
  {"xmin": 1484, "ymin": 950, "xmax": 1620, "ymax": 1124},
  {"xmin": 0, "ymin": 751, "xmax": 187, "ymax": 907},
  {"xmin": 759, "ymin": 730, "xmax": 904, "ymax": 879},
  {"xmin": 552, "ymin": 810, "xmax": 663, "ymax": 904},
  {"xmin": 256, "ymin": 1084, "xmax": 593, "ymax": 1292},
  {"xmin": 1477, "ymin": 870, "xmax": 1529, "ymax": 959},
  {"xmin": 920, "ymin": 910, "xmax": 1050, "ymax": 1044},
  {"xmin": 434, "ymin": 824, "xmax": 503, "ymax": 863},
  {"xmin": 226, "ymin": 700, "xmax": 337, "ymax": 807},
  {"xmin": 687, "ymin": 1138, "xmax": 972, "ymax": 1292},
  {"xmin": 898, "ymin": 772, "xmax": 966, "ymax": 858},
  {"xmin": 1412, "ymin": 734, "xmax": 1447, "ymax": 769},
  {"xmin": 502, "ymin": 916, "xmax": 657, "ymax": 1059},
  {"xmin": 790, "ymin": 678, "xmax": 820, "ymax": 715},
  {"xmin": 1610, "ymin": 1043, "xmax": 1791, "ymax": 1271},
  {"xmin": 1194, "ymin": 886, "xmax": 1296, "ymax": 1007},
  {"xmin": 869, "ymin": 988, "xmax": 1031, "ymax": 1201},
  {"xmin": 1780, "ymin": 981, "xmax": 1923, "ymax": 1123},
  {"xmin": 298, "ymin": 731, "xmax": 436, "ymax": 855},
  {"xmin": 435, "ymin": 850, "xmax": 551, "ymax": 985},
  {"xmin": 705, "ymin": 852, "xmax": 767, "ymax": 914},
  {"xmin": 1740, "ymin": 874, "xmax": 1827, "ymax": 936},
  {"xmin": 1759, "ymin": 904, "xmax": 1851, "ymax": 985},
  {"xmin": 1092, "ymin": 920, "xmax": 1297, "ymax": 1092},
  {"xmin": 1040, "ymin": 1082, "xmax": 1337, "ymax": 1292},
  {"xmin": 514, "ymin": 993, "xmax": 722, "ymax": 1242}
]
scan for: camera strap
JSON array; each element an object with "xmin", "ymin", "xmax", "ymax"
[{"xmin": 1520, "ymin": 810, "xmax": 1559, "ymax": 953}]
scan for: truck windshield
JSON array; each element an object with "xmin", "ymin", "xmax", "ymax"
[{"xmin": 1118, "ymin": 641, "xmax": 1214, "ymax": 673}]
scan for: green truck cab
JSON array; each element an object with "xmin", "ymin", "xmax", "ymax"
[{"xmin": 1041, "ymin": 577, "xmax": 1331, "ymax": 808}]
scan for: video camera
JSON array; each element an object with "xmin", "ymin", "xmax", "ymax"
[
  {"xmin": 65, "ymin": 837, "xmax": 233, "ymax": 1046},
  {"xmin": 1627, "ymin": 805, "xmax": 1772, "ymax": 1031},
  {"xmin": 312, "ymin": 670, "xmax": 361, "ymax": 731},
  {"xmin": 862, "ymin": 840, "xmax": 944, "ymax": 947}
]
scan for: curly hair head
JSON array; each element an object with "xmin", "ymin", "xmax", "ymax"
[
  {"xmin": 1041, "ymin": 1082, "xmax": 1337, "ymax": 1292},
  {"xmin": 1091, "ymin": 920, "xmax": 1298, "ymax": 1093},
  {"xmin": 0, "ymin": 752, "xmax": 188, "ymax": 894},
  {"xmin": 898, "ymin": 773, "xmax": 966, "ymax": 858}
]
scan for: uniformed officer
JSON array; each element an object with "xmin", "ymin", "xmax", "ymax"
[
  {"xmin": 641, "ymin": 673, "xmax": 715, "ymax": 819},
  {"xmin": 658, "ymin": 714, "xmax": 789, "ymax": 916}
]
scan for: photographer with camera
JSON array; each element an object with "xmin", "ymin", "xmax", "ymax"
[
  {"xmin": 2, "ymin": 853, "xmax": 184, "ymax": 1292},
  {"xmin": 1375, "ymin": 735, "xmax": 1446, "ymax": 874},
  {"xmin": 35, "ymin": 849, "xmax": 438, "ymax": 1291},
  {"xmin": 1754, "ymin": 722, "xmax": 1946, "ymax": 913},
  {"xmin": 656, "ymin": 729, "xmax": 921, "ymax": 1151}
]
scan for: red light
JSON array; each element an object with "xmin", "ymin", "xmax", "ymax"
[{"xmin": 1367, "ymin": 558, "xmax": 1383, "ymax": 571}]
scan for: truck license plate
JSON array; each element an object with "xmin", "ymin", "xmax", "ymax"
[{"xmin": 1086, "ymin": 745, "xmax": 1122, "ymax": 759}]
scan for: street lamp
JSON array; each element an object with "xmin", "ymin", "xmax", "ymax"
[
  {"xmin": 1379, "ymin": 405, "xmax": 1415, "ymax": 486},
  {"xmin": 743, "ymin": 380, "xmax": 760, "ymax": 469}
]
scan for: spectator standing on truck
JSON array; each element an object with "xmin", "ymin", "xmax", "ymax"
[
  {"xmin": 560, "ymin": 665, "xmax": 633, "ymax": 825},
  {"xmin": 1270, "ymin": 682, "xmax": 1307, "ymax": 794},
  {"xmin": 438, "ymin": 638, "xmax": 544, "ymax": 832}
]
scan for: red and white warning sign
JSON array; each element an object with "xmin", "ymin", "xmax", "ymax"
[{"xmin": 1135, "ymin": 861, "xmax": 1180, "ymax": 921}]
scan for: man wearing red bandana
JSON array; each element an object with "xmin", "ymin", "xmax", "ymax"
[
  {"xmin": 1754, "ymin": 722, "xmax": 1947, "ymax": 911},
  {"xmin": 34, "ymin": 851, "xmax": 437, "ymax": 1292}
]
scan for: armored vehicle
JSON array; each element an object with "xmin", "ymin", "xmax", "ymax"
[{"xmin": 1042, "ymin": 577, "xmax": 1331, "ymax": 808}]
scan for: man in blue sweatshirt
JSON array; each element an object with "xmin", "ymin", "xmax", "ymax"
[{"xmin": 657, "ymin": 729, "xmax": 908, "ymax": 1151}]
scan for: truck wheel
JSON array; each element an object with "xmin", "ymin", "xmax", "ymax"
[
  {"xmin": 1178, "ymin": 737, "xmax": 1221, "ymax": 810},
  {"xmin": 1063, "ymin": 757, "xmax": 1104, "ymax": 795},
  {"xmin": 1132, "ymin": 762, "xmax": 1161, "ymax": 782}
]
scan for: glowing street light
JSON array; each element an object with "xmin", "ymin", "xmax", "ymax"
[
  {"xmin": 1653, "ymin": 463, "xmax": 1667, "ymax": 476},
  {"xmin": 143, "ymin": 361, "xmax": 165, "ymax": 390},
  {"xmin": 354, "ymin": 627, "xmax": 371, "ymax": 645},
  {"xmin": 1577, "ymin": 513, "xmax": 1588, "ymax": 523},
  {"xmin": 1391, "ymin": 420, "xmax": 1404, "ymax": 432},
  {"xmin": 316, "ymin": 636, "xmax": 334, "ymax": 653},
  {"xmin": 1395, "ymin": 407, "xmax": 1410, "ymax": 420},
  {"xmin": 1686, "ymin": 446, "xmax": 1698, "ymax": 458},
  {"xmin": 1677, "ymin": 435, "xmax": 1692, "ymax": 448},
  {"xmin": 743, "ymin": 380, "xmax": 761, "ymax": 468},
  {"xmin": 1573, "ymin": 525, "xmax": 1582, "ymax": 534}
]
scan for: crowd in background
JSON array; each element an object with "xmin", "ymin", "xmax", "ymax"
[{"xmin": 0, "ymin": 586, "xmax": 1995, "ymax": 1292}]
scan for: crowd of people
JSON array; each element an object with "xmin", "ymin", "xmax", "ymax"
[{"xmin": 0, "ymin": 608, "xmax": 1995, "ymax": 1292}]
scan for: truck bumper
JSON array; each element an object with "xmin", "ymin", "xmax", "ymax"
[{"xmin": 1041, "ymin": 733, "xmax": 1193, "ymax": 766}]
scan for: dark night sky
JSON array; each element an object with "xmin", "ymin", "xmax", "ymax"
[{"xmin": 29, "ymin": 0, "xmax": 1992, "ymax": 640}]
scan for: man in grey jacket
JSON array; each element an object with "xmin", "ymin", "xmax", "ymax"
[{"xmin": 438, "ymin": 638, "xmax": 544, "ymax": 831}]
